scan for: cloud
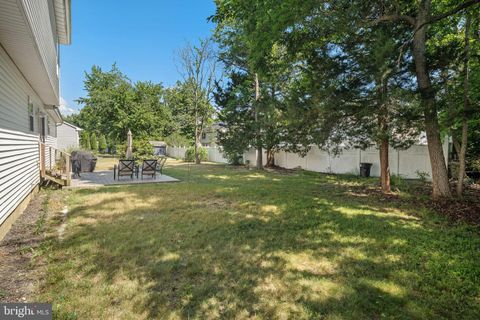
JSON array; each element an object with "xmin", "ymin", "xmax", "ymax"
[{"xmin": 59, "ymin": 97, "xmax": 77, "ymax": 116}]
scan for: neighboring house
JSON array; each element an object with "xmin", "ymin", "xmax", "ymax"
[
  {"xmin": 57, "ymin": 122, "xmax": 82, "ymax": 150},
  {"xmin": 201, "ymin": 122, "xmax": 223, "ymax": 147},
  {"xmin": 0, "ymin": 0, "xmax": 71, "ymax": 239},
  {"xmin": 150, "ymin": 141, "xmax": 167, "ymax": 156}
]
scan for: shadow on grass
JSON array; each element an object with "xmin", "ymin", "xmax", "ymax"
[{"xmin": 44, "ymin": 163, "xmax": 480, "ymax": 319}]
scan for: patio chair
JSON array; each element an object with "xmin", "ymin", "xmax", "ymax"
[
  {"xmin": 156, "ymin": 157, "xmax": 167, "ymax": 175},
  {"xmin": 114, "ymin": 159, "xmax": 137, "ymax": 180},
  {"xmin": 141, "ymin": 159, "xmax": 158, "ymax": 179}
]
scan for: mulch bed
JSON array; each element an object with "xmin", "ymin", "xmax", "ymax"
[
  {"xmin": 264, "ymin": 165, "xmax": 480, "ymax": 226},
  {"xmin": 349, "ymin": 182, "xmax": 480, "ymax": 227},
  {"xmin": 0, "ymin": 193, "xmax": 48, "ymax": 302},
  {"xmin": 426, "ymin": 184, "xmax": 480, "ymax": 226}
]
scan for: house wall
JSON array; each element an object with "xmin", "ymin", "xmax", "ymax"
[
  {"xmin": 19, "ymin": 0, "xmax": 60, "ymax": 100},
  {"xmin": 0, "ymin": 41, "xmax": 57, "ymax": 238},
  {"xmin": 0, "ymin": 44, "xmax": 57, "ymax": 137},
  {"xmin": 57, "ymin": 124, "xmax": 79, "ymax": 150},
  {"xmin": 0, "ymin": 128, "xmax": 40, "ymax": 227}
]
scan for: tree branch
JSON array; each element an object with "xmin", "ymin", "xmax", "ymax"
[
  {"xmin": 414, "ymin": 0, "xmax": 480, "ymax": 34},
  {"xmin": 428, "ymin": 0, "xmax": 480, "ymax": 25},
  {"xmin": 376, "ymin": 14, "xmax": 415, "ymax": 26}
]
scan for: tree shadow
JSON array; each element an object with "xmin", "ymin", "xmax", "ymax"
[{"xmin": 48, "ymin": 166, "xmax": 480, "ymax": 319}]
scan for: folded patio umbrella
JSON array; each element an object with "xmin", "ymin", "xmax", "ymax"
[{"xmin": 126, "ymin": 129, "xmax": 133, "ymax": 159}]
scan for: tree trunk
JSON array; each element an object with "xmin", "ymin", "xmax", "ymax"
[
  {"xmin": 412, "ymin": 0, "xmax": 451, "ymax": 199},
  {"xmin": 195, "ymin": 136, "xmax": 202, "ymax": 164},
  {"xmin": 457, "ymin": 14, "xmax": 471, "ymax": 197},
  {"xmin": 266, "ymin": 148, "xmax": 275, "ymax": 167},
  {"xmin": 254, "ymin": 73, "xmax": 263, "ymax": 169},
  {"xmin": 378, "ymin": 73, "xmax": 391, "ymax": 193},
  {"xmin": 379, "ymin": 138, "xmax": 391, "ymax": 192},
  {"xmin": 194, "ymin": 108, "xmax": 201, "ymax": 164}
]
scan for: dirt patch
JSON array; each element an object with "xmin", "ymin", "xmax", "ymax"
[
  {"xmin": 0, "ymin": 192, "xmax": 47, "ymax": 302},
  {"xmin": 0, "ymin": 190, "xmax": 65, "ymax": 302}
]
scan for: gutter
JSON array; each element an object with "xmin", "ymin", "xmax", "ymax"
[{"xmin": 44, "ymin": 105, "xmax": 63, "ymax": 124}]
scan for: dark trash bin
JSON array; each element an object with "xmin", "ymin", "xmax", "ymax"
[
  {"xmin": 90, "ymin": 158, "xmax": 97, "ymax": 172},
  {"xmin": 360, "ymin": 162, "xmax": 372, "ymax": 177},
  {"xmin": 71, "ymin": 150, "xmax": 97, "ymax": 173},
  {"xmin": 72, "ymin": 159, "xmax": 81, "ymax": 178}
]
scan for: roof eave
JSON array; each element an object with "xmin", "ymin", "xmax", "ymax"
[
  {"xmin": 54, "ymin": 0, "xmax": 71, "ymax": 45},
  {"xmin": 45, "ymin": 105, "xmax": 63, "ymax": 124}
]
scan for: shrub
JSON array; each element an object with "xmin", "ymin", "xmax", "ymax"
[
  {"xmin": 164, "ymin": 133, "xmax": 191, "ymax": 147},
  {"xmin": 90, "ymin": 133, "xmax": 98, "ymax": 152},
  {"xmin": 225, "ymin": 152, "xmax": 244, "ymax": 165},
  {"xmin": 415, "ymin": 170, "xmax": 430, "ymax": 182},
  {"xmin": 98, "ymin": 134, "xmax": 107, "ymax": 153},
  {"xmin": 184, "ymin": 146, "xmax": 208, "ymax": 162},
  {"xmin": 81, "ymin": 131, "xmax": 91, "ymax": 150},
  {"xmin": 470, "ymin": 159, "xmax": 480, "ymax": 172},
  {"xmin": 391, "ymin": 174, "xmax": 406, "ymax": 190}
]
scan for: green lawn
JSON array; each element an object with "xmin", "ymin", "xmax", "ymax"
[{"xmin": 38, "ymin": 159, "xmax": 480, "ymax": 319}]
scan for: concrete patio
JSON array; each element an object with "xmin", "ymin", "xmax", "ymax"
[{"xmin": 68, "ymin": 171, "xmax": 179, "ymax": 188}]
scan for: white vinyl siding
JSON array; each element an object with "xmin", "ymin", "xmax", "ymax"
[
  {"xmin": 0, "ymin": 37, "xmax": 57, "ymax": 231},
  {"xmin": 0, "ymin": 128, "xmax": 40, "ymax": 226},
  {"xmin": 0, "ymin": 42, "xmax": 44, "ymax": 133},
  {"xmin": 0, "ymin": 0, "xmax": 59, "ymax": 105},
  {"xmin": 20, "ymin": 0, "xmax": 59, "ymax": 99},
  {"xmin": 57, "ymin": 123, "xmax": 80, "ymax": 150}
]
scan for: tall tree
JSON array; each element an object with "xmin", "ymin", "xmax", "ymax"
[
  {"xmin": 213, "ymin": 0, "xmax": 480, "ymax": 199},
  {"xmin": 75, "ymin": 65, "xmax": 173, "ymax": 144},
  {"xmin": 176, "ymin": 38, "xmax": 217, "ymax": 164},
  {"xmin": 456, "ymin": 13, "xmax": 473, "ymax": 196},
  {"xmin": 438, "ymin": 10, "xmax": 480, "ymax": 196},
  {"xmin": 212, "ymin": 7, "xmax": 298, "ymax": 169}
]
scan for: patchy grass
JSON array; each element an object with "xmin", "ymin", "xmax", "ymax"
[
  {"xmin": 37, "ymin": 160, "xmax": 480, "ymax": 319},
  {"xmin": 93, "ymin": 155, "xmax": 118, "ymax": 171}
]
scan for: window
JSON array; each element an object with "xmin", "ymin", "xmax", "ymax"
[
  {"xmin": 202, "ymin": 132, "xmax": 207, "ymax": 140},
  {"xmin": 39, "ymin": 116, "xmax": 46, "ymax": 141},
  {"xmin": 47, "ymin": 118, "xmax": 51, "ymax": 135},
  {"xmin": 28, "ymin": 97, "xmax": 34, "ymax": 132}
]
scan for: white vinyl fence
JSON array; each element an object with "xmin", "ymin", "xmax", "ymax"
[
  {"xmin": 167, "ymin": 146, "xmax": 229, "ymax": 164},
  {"xmin": 168, "ymin": 141, "xmax": 449, "ymax": 180}
]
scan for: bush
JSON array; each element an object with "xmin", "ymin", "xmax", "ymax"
[
  {"xmin": 81, "ymin": 131, "xmax": 91, "ymax": 150},
  {"xmin": 90, "ymin": 133, "xmax": 98, "ymax": 152},
  {"xmin": 415, "ymin": 170, "xmax": 430, "ymax": 182},
  {"xmin": 98, "ymin": 134, "xmax": 107, "ymax": 153},
  {"xmin": 164, "ymin": 133, "xmax": 191, "ymax": 147},
  {"xmin": 184, "ymin": 146, "xmax": 208, "ymax": 162},
  {"xmin": 470, "ymin": 159, "xmax": 480, "ymax": 172},
  {"xmin": 391, "ymin": 174, "xmax": 407, "ymax": 190},
  {"xmin": 117, "ymin": 139, "xmax": 154, "ymax": 162},
  {"xmin": 225, "ymin": 152, "xmax": 244, "ymax": 165}
]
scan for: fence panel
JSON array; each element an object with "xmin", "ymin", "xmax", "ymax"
[{"xmin": 167, "ymin": 143, "xmax": 438, "ymax": 180}]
